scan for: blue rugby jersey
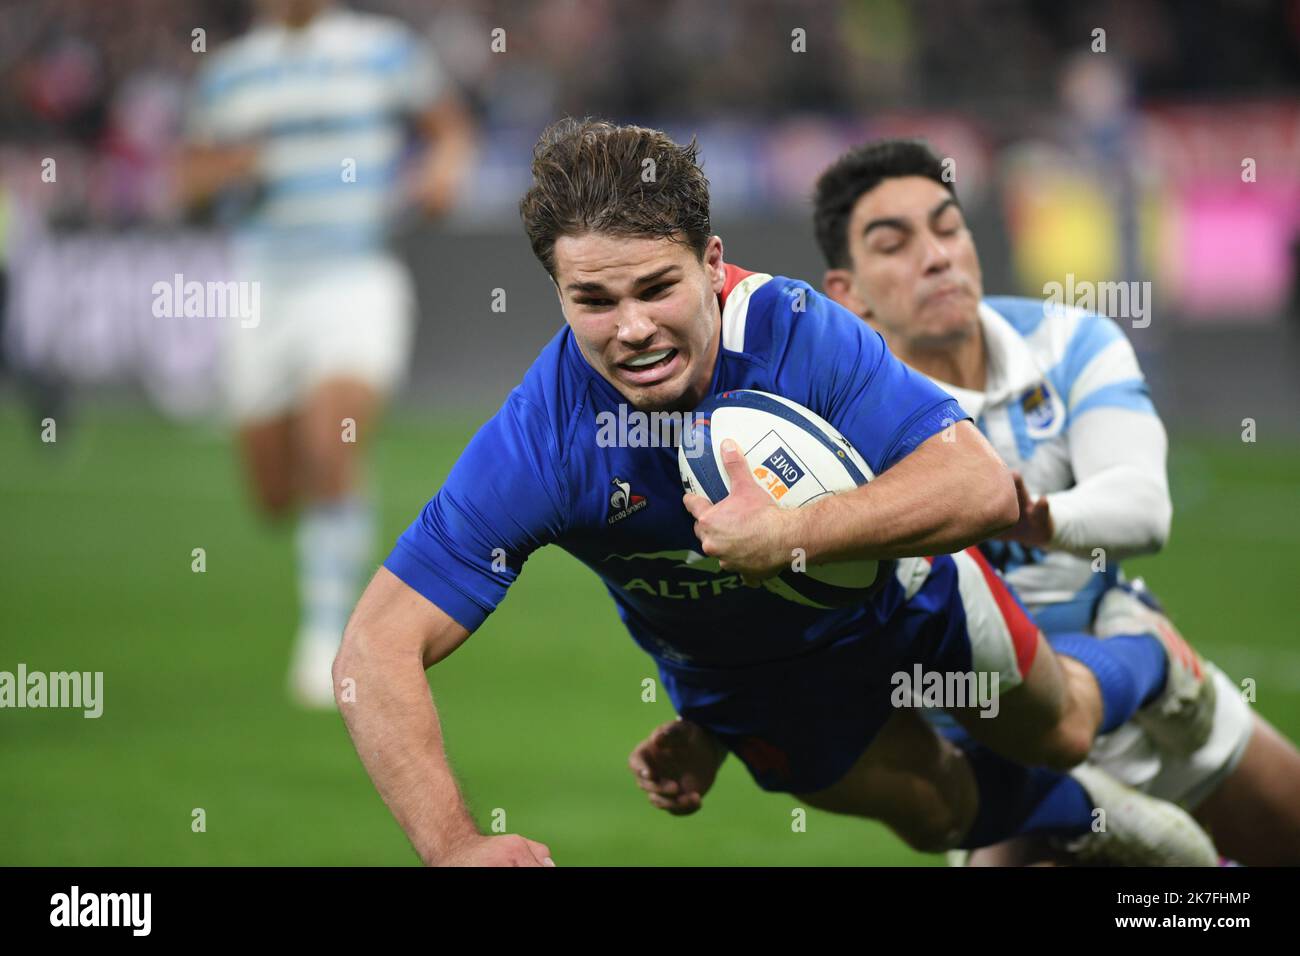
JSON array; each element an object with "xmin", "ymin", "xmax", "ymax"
[{"xmin": 385, "ymin": 265, "xmax": 968, "ymax": 668}]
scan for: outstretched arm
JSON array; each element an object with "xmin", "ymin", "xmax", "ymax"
[
  {"xmin": 335, "ymin": 567, "xmax": 554, "ymax": 866},
  {"xmin": 793, "ymin": 421, "xmax": 1017, "ymax": 563},
  {"xmin": 1043, "ymin": 408, "xmax": 1171, "ymax": 559}
]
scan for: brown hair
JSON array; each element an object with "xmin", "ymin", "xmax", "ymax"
[{"xmin": 519, "ymin": 117, "xmax": 712, "ymax": 279}]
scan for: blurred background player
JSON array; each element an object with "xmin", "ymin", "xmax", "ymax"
[{"xmin": 176, "ymin": 0, "xmax": 474, "ymax": 707}]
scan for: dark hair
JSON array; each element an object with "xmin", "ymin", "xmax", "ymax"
[
  {"xmin": 812, "ymin": 139, "xmax": 956, "ymax": 269},
  {"xmin": 519, "ymin": 117, "xmax": 712, "ymax": 279}
]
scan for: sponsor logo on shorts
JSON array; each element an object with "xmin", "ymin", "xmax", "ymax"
[{"xmin": 736, "ymin": 735, "xmax": 790, "ymax": 786}]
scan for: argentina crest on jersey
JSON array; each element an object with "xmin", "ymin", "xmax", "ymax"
[{"xmin": 1019, "ymin": 381, "xmax": 1065, "ymax": 440}]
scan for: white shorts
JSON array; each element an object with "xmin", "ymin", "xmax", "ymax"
[
  {"xmin": 936, "ymin": 574, "xmax": 1255, "ymax": 811},
  {"xmin": 221, "ymin": 253, "xmax": 416, "ymax": 423},
  {"xmin": 1089, "ymin": 661, "xmax": 1255, "ymax": 810}
]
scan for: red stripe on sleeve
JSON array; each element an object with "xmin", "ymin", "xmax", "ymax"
[
  {"xmin": 717, "ymin": 263, "xmax": 756, "ymax": 309},
  {"xmin": 963, "ymin": 546, "xmax": 1040, "ymax": 679}
]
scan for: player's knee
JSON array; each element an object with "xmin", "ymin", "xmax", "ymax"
[
  {"xmin": 251, "ymin": 483, "xmax": 296, "ymax": 522},
  {"xmin": 864, "ymin": 793, "xmax": 968, "ymax": 854},
  {"xmin": 298, "ymin": 438, "xmax": 355, "ymax": 499},
  {"xmin": 1036, "ymin": 717, "xmax": 1092, "ymax": 771},
  {"xmin": 891, "ymin": 810, "xmax": 967, "ymax": 854}
]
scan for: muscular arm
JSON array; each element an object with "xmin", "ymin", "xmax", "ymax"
[
  {"xmin": 1046, "ymin": 408, "xmax": 1172, "ymax": 560},
  {"xmin": 688, "ymin": 422, "xmax": 1018, "ymax": 576},
  {"xmin": 333, "ymin": 566, "xmax": 482, "ymax": 865},
  {"xmin": 797, "ymin": 421, "xmax": 1018, "ymax": 563}
]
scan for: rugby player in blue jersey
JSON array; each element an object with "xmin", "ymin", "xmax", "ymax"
[
  {"xmin": 337, "ymin": 119, "xmax": 1217, "ymax": 866},
  {"xmin": 637, "ymin": 138, "xmax": 1300, "ymax": 866}
]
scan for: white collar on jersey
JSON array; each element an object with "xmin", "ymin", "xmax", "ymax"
[{"xmin": 924, "ymin": 300, "xmax": 1045, "ymax": 421}]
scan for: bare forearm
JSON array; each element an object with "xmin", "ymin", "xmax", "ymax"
[
  {"xmin": 412, "ymin": 97, "xmax": 476, "ymax": 211},
  {"xmin": 174, "ymin": 144, "xmax": 259, "ymax": 209},
  {"xmin": 795, "ymin": 426, "xmax": 1017, "ymax": 563},
  {"xmin": 334, "ymin": 638, "xmax": 480, "ymax": 865},
  {"xmin": 418, "ymin": 117, "xmax": 474, "ymax": 187}
]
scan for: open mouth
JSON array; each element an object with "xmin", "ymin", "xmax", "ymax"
[{"xmin": 618, "ymin": 348, "xmax": 677, "ymax": 373}]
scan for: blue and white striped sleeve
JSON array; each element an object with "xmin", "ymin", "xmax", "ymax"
[
  {"xmin": 1045, "ymin": 313, "xmax": 1172, "ymax": 559},
  {"xmin": 381, "ymin": 28, "xmax": 447, "ymax": 115},
  {"xmin": 185, "ymin": 47, "xmax": 255, "ymax": 145},
  {"xmin": 1053, "ymin": 312, "xmax": 1157, "ymax": 425}
]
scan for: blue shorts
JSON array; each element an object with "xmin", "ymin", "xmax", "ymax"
[{"xmin": 656, "ymin": 550, "xmax": 1040, "ymax": 794}]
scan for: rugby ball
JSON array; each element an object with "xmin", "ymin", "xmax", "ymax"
[{"xmin": 678, "ymin": 389, "xmax": 882, "ymax": 609}]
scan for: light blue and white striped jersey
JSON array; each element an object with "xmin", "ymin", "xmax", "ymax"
[
  {"xmin": 930, "ymin": 297, "xmax": 1166, "ymax": 632},
  {"xmin": 187, "ymin": 5, "xmax": 444, "ymax": 261}
]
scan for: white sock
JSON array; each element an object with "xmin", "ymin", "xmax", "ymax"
[{"xmin": 295, "ymin": 492, "xmax": 375, "ymax": 649}]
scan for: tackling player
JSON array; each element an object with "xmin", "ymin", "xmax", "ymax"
[
  {"xmin": 336, "ymin": 119, "xmax": 1218, "ymax": 866},
  {"xmin": 177, "ymin": 0, "xmax": 474, "ymax": 707},
  {"xmin": 813, "ymin": 139, "xmax": 1300, "ymax": 865}
]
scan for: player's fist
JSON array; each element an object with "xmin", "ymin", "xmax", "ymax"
[
  {"xmin": 433, "ymin": 833, "xmax": 556, "ymax": 867},
  {"xmin": 682, "ymin": 439, "xmax": 795, "ymax": 583},
  {"xmin": 628, "ymin": 718, "xmax": 727, "ymax": 815},
  {"xmin": 998, "ymin": 471, "xmax": 1054, "ymax": 547}
]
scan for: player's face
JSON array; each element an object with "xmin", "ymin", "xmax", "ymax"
[
  {"xmin": 553, "ymin": 232, "xmax": 727, "ymax": 413},
  {"xmin": 828, "ymin": 176, "xmax": 983, "ymax": 353}
]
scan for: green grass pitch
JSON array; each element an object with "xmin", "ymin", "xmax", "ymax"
[{"xmin": 1, "ymin": 403, "xmax": 1297, "ymax": 865}]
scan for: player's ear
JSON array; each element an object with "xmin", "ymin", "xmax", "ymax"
[
  {"xmin": 704, "ymin": 236, "xmax": 726, "ymax": 294},
  {"xmin": 823, "ymin": 268, "xmax": 869, "ymax": 318}
]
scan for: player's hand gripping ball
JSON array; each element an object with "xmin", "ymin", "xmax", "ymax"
[{"xmin": 679, "ymin": 390, "xmax": 883, "ymax": 608}]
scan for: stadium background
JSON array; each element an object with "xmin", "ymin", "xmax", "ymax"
[{"xmin": 1, "ymin": 0, "xmax": 1298, "ymax": 865}]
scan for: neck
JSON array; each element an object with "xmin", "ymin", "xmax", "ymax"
[
  {"xmin": 686, "ymin": 295, "xmax": 724, "ymax": 409},
  {"xmin": 886, "ymin": 326, "xmax": 987, "ymax": 392}
]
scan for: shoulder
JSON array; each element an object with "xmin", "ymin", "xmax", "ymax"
[
  {"xmin": 984, "ymin": 295, "xmax": 1132, "ymax": 372},
  {"xmin": 722, "ymin": 271, "xmax": 878, "ymax": 362},
  {"xmin": 195, "ymin": 29, "xmax": 277, "ymax": 98},
  {"xmin": 321, "ymin": 9, "xmax": 425, "ymax": 62},
  {"xmin": 982, "ymin": 295, "xmax": 1051, "ymax": 337}
]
